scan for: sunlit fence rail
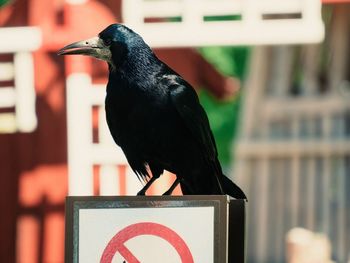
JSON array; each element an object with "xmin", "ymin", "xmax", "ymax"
[{"xmin": 123, "ymin": 0, "xmax": 324, "ymax": 47}]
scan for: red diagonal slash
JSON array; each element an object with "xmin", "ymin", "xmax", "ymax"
[
  {"xmin": 100, "ymin": 222, "xmax": 194, "ymax": 263},
  {"xmin": 117, "ymin": 243, "xmax": 140, "ymax": 263}
]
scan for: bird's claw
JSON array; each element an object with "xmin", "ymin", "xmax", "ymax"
[
  {"xmin": 162, "ymin": 190, "xmax": 172, "ymax": 196},
  {"xmin": 137, "ymin": 190, "xmax": 146, "ymax": 196}
]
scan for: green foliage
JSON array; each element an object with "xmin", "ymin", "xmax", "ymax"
[
  {"xmin": 199, "ymin": 46, "xmax": 250, "ymax": 78},
  {"xmin": 0, "ymin": 0, "xmax": 12, "ymax": 8},
  {"xmin": 198, "ymin": 46, "xmax": 250, "ymax": 165},
  {"xmin": 203, "ymin": 15, "xmax": 242, "ymax": 22}
]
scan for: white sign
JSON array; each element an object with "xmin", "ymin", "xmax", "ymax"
[
  {"xmin": 65, "ymin": 196, "xmax": 237, "ymax": 263},
  {"xmin": 79, "ymin": 207, "xmax": 214, "ymax": 263}
]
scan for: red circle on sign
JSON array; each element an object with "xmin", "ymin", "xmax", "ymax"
[{"xmin": 100, "ymin": 222, "xmax": 194, "ymax": 263}]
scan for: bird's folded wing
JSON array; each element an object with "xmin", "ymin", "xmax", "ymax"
[{"xmin": 169, "ymin": 83, "xmax": 218, "ymax": 162}]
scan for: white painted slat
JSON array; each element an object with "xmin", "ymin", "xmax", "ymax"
[
  {"xmin": 200, "ymin": 0, "xmax": 243, "ymax": 16},
  {"xmin": 0, "ymin": 87, "xmax": 16, "ymax": 107},
  {"xmin": 143, "ymin": 0, "xmax": 184, "ymax": 17},
  {"xmin": 100, "ymin": 165, "xmax": 119, "ymax": 196},
  {"xmin": 90, "ymin": 85, "xmax": 106, "ymax": 104},
  {"xmin": 0, "ymin": 63, "xmax": 14, "ymax": 81},
  {"xmin": 0, "ymin": 27, "xmax": 41, "ymax": 53},
  {"xmin": 14, "ymin": 52, "xmax": 37, "ymax": 132},
  {"xmin": 67, "ymin": 73, "xmax": 94, "ymax": 196},
  {"xmin": 130, "ymin": 20, "xmax": 324, "ymax": 47},
  {"xmin": 0, "ymin": 113, "xmax": 16, "ymax": 133},
  {"xmin": 258, "ymin": 0, "xmax": 302, "ymax": 14}
]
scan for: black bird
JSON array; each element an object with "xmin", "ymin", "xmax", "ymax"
[{"xmin": 58, "ymin": 24, "xmax": 246, "ymax": 199}]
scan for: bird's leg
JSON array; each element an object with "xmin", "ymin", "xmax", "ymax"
[
  {"xmin": 162, "ymin": 178, "xmax": 181, "ymax": 195},
  {"xmin": 137, "ymin": 176, "xmax": 158, "ymax": 196},
  {"xmin": 137, "ymin": 164, "xmax": 163, "ymax": 195}
]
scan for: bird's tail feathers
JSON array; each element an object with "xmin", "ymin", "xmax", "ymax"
[{"xmin": 221, "ymin": 175, "xmax": 247, "ymax": 201}]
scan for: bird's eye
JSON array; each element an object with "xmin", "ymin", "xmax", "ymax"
[{"xmin": 103, "ymin": 38, "xmax": 112, "ymax": 46}]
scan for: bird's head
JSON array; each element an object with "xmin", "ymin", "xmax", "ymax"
[{"xmin": 58, "ymin": 24, "xmax": 146, "ymax": 69}]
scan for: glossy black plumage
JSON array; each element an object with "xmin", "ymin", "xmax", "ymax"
[{"xmin": 59, "ymin": 24, "xmax": 246, "ymax": 199}]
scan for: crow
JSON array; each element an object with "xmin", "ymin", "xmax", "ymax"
[{"xmin": 58, "ymin": 24, "xmax": 246, "ymax": 199}]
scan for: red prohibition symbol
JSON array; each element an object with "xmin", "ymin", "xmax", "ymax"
[{"xmin": 100, "ymin": 222, "xmax": 194, "ymax": 263}]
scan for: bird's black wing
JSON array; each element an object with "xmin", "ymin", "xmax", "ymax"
[
  {"xmin": 167, "ymin": 76, "xmax": 220, "ymax": 167},
  {"xmin": 165, "ymin": 74, "xmax": 247, "ymax": 198}
]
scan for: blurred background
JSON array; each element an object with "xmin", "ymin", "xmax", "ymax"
[{"xmin": 0, "ymin": 0, "xmax": 349, "ymax": 262}]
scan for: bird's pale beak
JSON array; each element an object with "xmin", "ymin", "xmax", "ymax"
[{"xmin": 57, "ymin": 36, "xmax": 102, "ymax": 56}]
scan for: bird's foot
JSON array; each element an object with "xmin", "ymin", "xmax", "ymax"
[
  {"xmin": 162, "ymin": 189, "xmax": 173, "ymax": 196},
  {"xmin": 137, "ymin": 189, "xmax": 146, "ymax": 196}
]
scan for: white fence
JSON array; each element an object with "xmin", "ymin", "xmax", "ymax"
[
  {"xmin": 123, "ymin": 0, "xmax": 324, "ymax": 47},
  {"xmin": 0, "ymin": 27, "xmax": 41, "ymax": 133},
  {"xmin": 66, "ymin": 73, "xmax": 182, "ymax": 196},
  {"xmin": 66, "ymin": 73, "xmax": 143, "ymax": 196}
]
